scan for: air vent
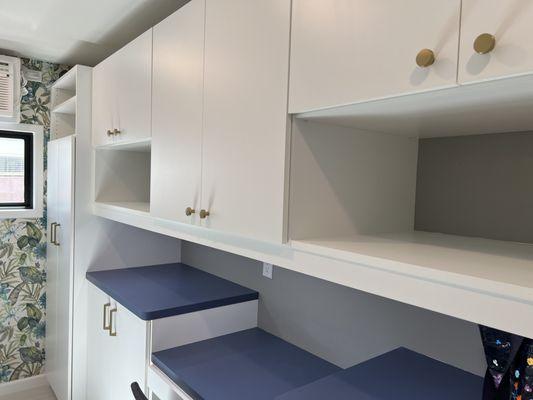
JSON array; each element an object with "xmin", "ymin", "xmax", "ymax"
[{"xmin": 0, "ymin": 55, "xmax": 20, "ymax": 123}]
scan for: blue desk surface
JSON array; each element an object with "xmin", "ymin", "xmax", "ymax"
[
  {"xmin": 276, "ymin": 347, "xmax": 483, "ymax": 400},
  {"xmin": 152, "ymin": 328, "xmax": 341, "ymax": 400},
  {"xmin": 86, "ymin": 263, "xmax": 258, "ymax": 321}
]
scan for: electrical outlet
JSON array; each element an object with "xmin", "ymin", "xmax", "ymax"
[{"xmin": 262, "ymin": 263, "xmax": 273, "ymax": 279}]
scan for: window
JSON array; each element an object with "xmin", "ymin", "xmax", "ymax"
[
  {"xmin": 0, "ymin": 131, "xmax": 33, "ymax": 209},
  {"xmin": 0, "ymin": 124, "xmax": 42, "ymax": 218}
]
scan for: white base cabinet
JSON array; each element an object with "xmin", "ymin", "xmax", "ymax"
[
  {"xmin": 86, "ymin": 284, "xmax": 148, "ymax": 400},
  {"xmin": 86, "ymin": 283, "xmax": 258, "ymax": 400}
]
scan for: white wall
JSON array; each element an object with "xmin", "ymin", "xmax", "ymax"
[{"xmin": 181, "ymin": 241, "xmax": 486, "ymax": 376}]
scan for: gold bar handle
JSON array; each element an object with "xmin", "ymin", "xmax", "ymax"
[
  {"xmin": 109, "ymin": 308, "xmax": 117, "ymax": 337},
  {"xmin": 50, "ymin": 223, "xmax": 57, "ymax": 245},
  {"xmin": 103, "ymin": 303, "xmax": 111, "ymax": 330},
  {"xmin": 53, "ymin": 223, "xmax": 61, "ymax": 246}
]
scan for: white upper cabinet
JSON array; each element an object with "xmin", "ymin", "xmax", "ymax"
[
  {"xmin": 289, "ymin": 0, "xmax": 461, "ymax": 113},
  {"xmin": 92, "ymin": 56, "xmax": 114, "ymax": 146},
  {"xmin": 151, "ymin": 0, "xmax": 205, "ymax": 223},
  {"xmin": 92, "ymin": 30, "xmax": 152, "ymax": 146},
  {"xmin": 201, "ymin": 0, "xmax": 291, "ymax": 243},
  {"xmin": 459, "ymin": 0, "xmax": 533, "ymax": 84}
]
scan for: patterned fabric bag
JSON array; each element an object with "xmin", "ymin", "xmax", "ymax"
[{"xmin": 480, "ymin": 326, "xmax": 533, "ymax": 400}]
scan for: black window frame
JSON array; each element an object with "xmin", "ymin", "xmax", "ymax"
[{"xmin": 0, "ymin": 130, "xmax": 33, "ymax": 209}]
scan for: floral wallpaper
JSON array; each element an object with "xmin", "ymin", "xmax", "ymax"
[{"xmin": 0, "ymin": 58, "xmax": 69, "ymax": 382}]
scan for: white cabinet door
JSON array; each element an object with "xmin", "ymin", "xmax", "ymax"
[
  {"xmin": 92, "ymin": 57, "xmax": 114, "ymax": 146},
  {"xmin": 86, "ymin": 284, "xmax": 149, "ymax": 400},
  {"xmin": 92, "ymin": 30, "xmax": 152, "ymax": 146},
  {"xmin": 46, "ymin": 140, "xmax": 60, "ymax": 397},
  {"xmin": 113, "ymin": 29, "xmax": 153, "ymax": 143},
  {"xmin": 86, "ymin": 285, "xmax": 113, "ymax": 400},
  {"xmin": 151, "ymin": 0, "xmax": 205, "ymax": 223},
  {"xmin": 111, "ymin": 303, "xmax": 149, "ymax": 400},
  {"xmin": 201, "ymin": 0, "xmax": 291, "ymax": 243},
  {"xmin": 289, "ymin": 0, "xmax": 461, "ymax": 113},
  {"xmin": 459, "ymin": 0, "xmax": 533, "ymax": 83},
  {"xmin": 46, "ymin": 137, "xmax": 74, "ymax": 400}
]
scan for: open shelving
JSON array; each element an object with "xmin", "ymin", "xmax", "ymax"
[
  {"xmin": 50, "ymin": 68, "xmax": 78, "ymax": 139},
  {"xmin": 288, "ymin": 87, "xmax": 533, "ymax": 338},
  {"xmin": 52, "ymin": 95, "xmax": 76, "ymax": 115},
  {"xmin": 94, "ymin": 138, "xmax": 151, "ymax": 215}
]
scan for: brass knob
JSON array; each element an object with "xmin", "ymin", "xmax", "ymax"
[
  {"xmin": 416, "ymin": 49, "xmax": 435, "ymax": 68},
  {"xmin": 185, "ymin": 207, "xmax": 195, "ymax": 216},
  {"xmin": 199, "ymin": 209, "xmax": 210, "ymax": 219},
  {"xmin": 106, "ymin": 129, "xmax": 113, "ymax": 137},
  {"xmin": 474, "ymin": 33, "xmax": 496, "ymax": 54},
  {"xmin": 113, "ymin": 128, "xmax": 121, "ymax": 136}
]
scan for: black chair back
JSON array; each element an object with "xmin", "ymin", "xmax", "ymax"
[{"xmin": 131, "ymin": 382, "xmax": 149, "ymax": 400}]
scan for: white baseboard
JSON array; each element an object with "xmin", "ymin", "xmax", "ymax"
[{"xmin": 0, "ymin": 375, "xmax": 49, "ymax": 396}]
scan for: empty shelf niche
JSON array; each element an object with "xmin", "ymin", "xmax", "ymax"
[
  {"xmin": 95, "ymin": 145, "xmax": 151, "ymax": 214},
  {"xmin": 289, "ymin": 119, "xmax": 533, "ymax": 299}
]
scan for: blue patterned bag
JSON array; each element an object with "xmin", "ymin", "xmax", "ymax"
[{"xmin": 480, "ymin": 326, "xmax": 533, "ymax": 400}]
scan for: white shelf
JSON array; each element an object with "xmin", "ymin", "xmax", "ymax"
[
  {"xmin": 52, "ymin": 95, "xmax": 76, "ymax": 115},
  {"xmin": 52, "ymin": 68, "xmax": 77, "ymax": 92},
  {"xmin": 291, "ymin": 231, "xmax": 533, "ymax": 303},
  {"xmin": 94, "ymin": 201, "xmax": 150, "ymax": 216},
  {"xmin": 294, "ymin": 74, "xmax": 533, "ymax": 138},
  {"xmin": 95, "ymin": 138, "xmax": 151, "ymax": 152}
]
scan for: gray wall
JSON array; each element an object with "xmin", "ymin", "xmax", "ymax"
[
  {"xmin": 415, "ymin": 131, "xmax": 533, "ymax": 243},
  {"xmin": 181, "ymin": 241, "xmax": 486, "ymax": 376}
]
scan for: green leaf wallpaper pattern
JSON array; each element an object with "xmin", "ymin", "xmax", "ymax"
[{"xmin": 0, "ymin": 58, "xmax": 69, "ymax": 382}]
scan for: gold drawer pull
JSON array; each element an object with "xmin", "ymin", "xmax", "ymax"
[{"xmin": 185, "ymin": 207, "xmax": 196, "ymax": 216}]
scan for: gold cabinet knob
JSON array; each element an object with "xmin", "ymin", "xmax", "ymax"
[
  {"xmin": 416, "ymin": 49, "xmax": 436, "ymax": 68},
  {"xmin": 185, "ymin": 207, "xmax": 196, "ymax": 216},
  {"xmin": 113, "ymin": 129, "xmax": 121, "ymax": 136},
  {"xmin": 199, "ymin": 209, "xmax": 210, "ymax": 219},
  {"xmin": 106, "ymin": 129, "xmax": 113, "ymax": 137},
  {"xmin": 474, "ymin": 33, "xmax": 496, "ymax": 54}
]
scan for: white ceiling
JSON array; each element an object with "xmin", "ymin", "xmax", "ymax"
[{"xmin": 0, "ymin": 0, "xmax": 189, "ymax": 66}]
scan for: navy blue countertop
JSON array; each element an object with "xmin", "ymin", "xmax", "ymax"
[
  {"xmin": 86, "ymin": 263, "xmax": 258, "ymax": 321},
  {"xmin": 152, "ymin": 328, "xmax": 341, "ymax": 400},
  {"xmin": 276, "ymin": 347, "xmax": 483, "ymax": 400}
]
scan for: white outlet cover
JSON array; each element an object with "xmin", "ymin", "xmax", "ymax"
[{"xmin": 262, "ymin": 263, "xmax": 273, "ymax": 279}]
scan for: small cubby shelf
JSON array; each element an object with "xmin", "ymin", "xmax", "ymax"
[{"xmin": 94, "ymin": 139, "xmax": 151, "ymax": 215}]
